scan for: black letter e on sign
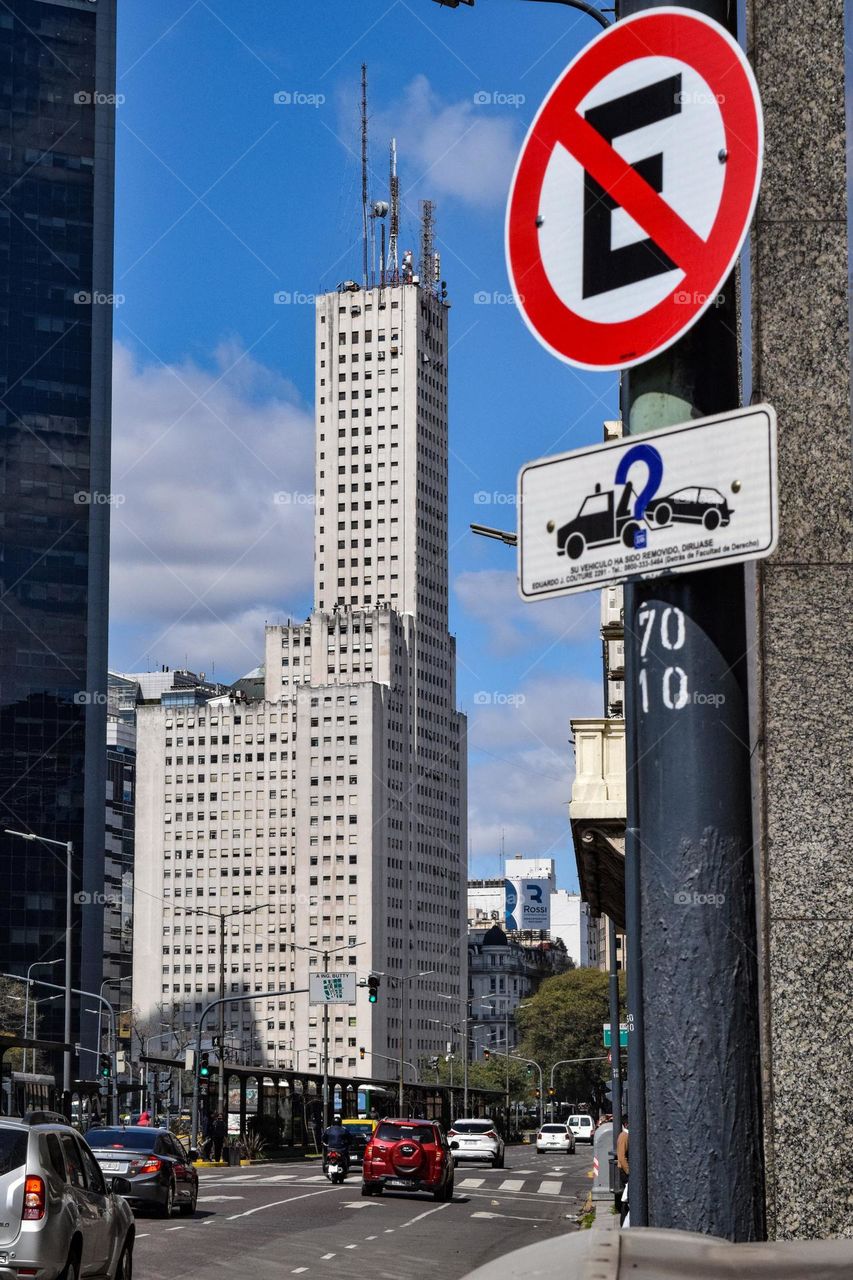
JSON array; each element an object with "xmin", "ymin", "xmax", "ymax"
[{"xmin": 582, "ymin": 74, "xmax": 682, "ymax": 299}]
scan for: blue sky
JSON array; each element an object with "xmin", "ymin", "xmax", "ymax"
[{"xmin": 108, "ymin": 0, "xmax": 619, "ymax": 886}]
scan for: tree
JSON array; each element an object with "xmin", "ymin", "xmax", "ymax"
[
  {"xmin": 515, "ymin": 967, "xmax": 626, "ymax": 1110},
  {"xmin": 429, "ymin": 1053, "xmax": 532, "ymax": 1105},
  {"xmin": 0, "ymin": 975, "xmax": 27, "ymax": 1071}
]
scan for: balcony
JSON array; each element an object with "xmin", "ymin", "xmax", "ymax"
[{"xmin": 570, "ymin": 718, "xmax": 626, "ymax": 929}]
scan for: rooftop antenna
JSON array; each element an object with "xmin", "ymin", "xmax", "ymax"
[
  {"xmin": 389, "ymin": 138, "xmax": 399, "ymax": 281},
  {"xmin": 420, "ymin": 198, "xmax": 434, "ymax": 292},
  {"xmin": 500, "ymin": 827, "xmax": 505, "ymax": 881},
  {"xmin": 361, "ymin": 63, "xmax": 369, "ymax": 288}
]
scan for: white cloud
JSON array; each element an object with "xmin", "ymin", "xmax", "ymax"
[
  {"xmin": 465, "ymin": 671, "xmax": 603, "ymax": 885},
  {"xmin": 455, "ymin": 568, "xmax": 601, "ymax": 659},
  {"xmin": 108, "ymin": 342, "xmax": 315, "ymax": 680},
  {"xmin": 370, "ymin": 75, "xmax": 521, "ymax": 210}
]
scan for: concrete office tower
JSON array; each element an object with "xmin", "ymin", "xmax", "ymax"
[
  {"xmin": 0, "ymin": 0, "xmax": 117, "ymax": 1060},
  {"xmin": 134, "ymin": 272, "xmax": 467, "ymax": 1083}
]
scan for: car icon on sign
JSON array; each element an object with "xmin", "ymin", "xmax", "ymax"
[{"xmin": 644, "ymin": 486, "xmax": 733, "ymax": 531}]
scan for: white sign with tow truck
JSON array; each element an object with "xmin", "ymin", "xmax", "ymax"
[{"xmin": 518, "ymin": 404, "xmax": 778, "ymax": 601}]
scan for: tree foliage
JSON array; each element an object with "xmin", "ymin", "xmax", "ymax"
[
  {"xmin": 0, "ymin": 975, "xmax": 27, "ymax": 1070},
  {"xmin": 428, "ymin": 1053, "xmax": 534, "ymax": 1105},
  {"xmin": 515, "ymin": 967, "xmax": 626, "ymax": 1109}
]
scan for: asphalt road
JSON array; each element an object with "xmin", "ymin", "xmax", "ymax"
[{"xmin": 131, "ymin": 1143, "xmax": 593, "ymax": 1280}]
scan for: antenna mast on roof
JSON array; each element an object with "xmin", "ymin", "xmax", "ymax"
[
  {"xmin": 389, "ymin": 138, "xmax": 399, "ymax": 282},
  {"xmin": 420, "ymin": 199, "xmax": 434, "ymax": 290},
  {"xmin": 361, "ymin": 63, "xmax": 369, "ymax": 288}
]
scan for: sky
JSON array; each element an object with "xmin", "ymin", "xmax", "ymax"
[{"xmin": 108, "ymin": 0, "xmax": 620, "ymax": 889}]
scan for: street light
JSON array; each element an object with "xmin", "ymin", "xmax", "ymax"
[
  {"xmin": 429, "ymin": 0, "xmax": 611, "ymax": 29},
  {"xmin": 179, "ymin": 902, "xmax": 272, "ymax": 1113},
  {"xmin": 23, "ymin": 959, "xmax": 61, "ymax": 1073},
  {"xmin": 5, "ymin": 830, "xmax": 74, "ymax": 1095}
]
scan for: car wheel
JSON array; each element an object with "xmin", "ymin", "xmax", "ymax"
[
  {"xmin": 178, "ymin": 1191, "xmax": 197, "ymax": 1216},
  {"xmin": 653, "ymin": 503, "xmax": 672, "ymax": 527},
  {"xmin": 361, "ymin": 1183, "xmax": 373, "ymax": 1197},
  {"xmin": 621, "ymin": 521, "xmax": 641, "ymax": 549},
  {"xmin": 566, "ymin": 533, "xmax": 585, "ymax": 561},
  {"xmin": 492, "ymin": 1154, "xmax": 504, "ymax": 1169},
  {"xmin": 158, "ymin": 1181, "xmax": 175, "ymax": 1218},
  {"xmin": 703, "ymin": 508, "xmax": 721, "ymax": 531},
  {"xmin": 445, "ymin": 1177, "xmax": 455, "ymax": 1201},
  {"xmin": 114, "ymin": 1239, "xmax": 133, "ymax": 1280}
]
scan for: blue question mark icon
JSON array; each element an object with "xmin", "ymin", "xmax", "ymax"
[
  {"xmin": 613, "ymin": 443, "xmax": 664, "ymax": 550},
  {"xmin": 614, "ymin": 443, "xmax": 664, "ymax": 520}
]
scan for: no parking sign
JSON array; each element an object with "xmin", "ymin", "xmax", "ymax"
[{"xmin": 505, "ymin": 8, "xmax": 763, "ymax": 371}]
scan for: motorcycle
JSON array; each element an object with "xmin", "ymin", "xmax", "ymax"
[{"xmin": 325, "ymin": 1148, "xmax": 348, "ymax": 1185}]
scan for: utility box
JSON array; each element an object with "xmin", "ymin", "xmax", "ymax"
[{"xmin": 592, "ymin": 1121, "xmax": 613, "ymax": 1201}]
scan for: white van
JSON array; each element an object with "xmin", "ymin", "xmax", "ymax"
[{"xmin": 567, "ymin": 1114, "xmax": 596, "ymax": 1144}]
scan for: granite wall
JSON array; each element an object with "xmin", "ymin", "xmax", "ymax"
[{"xmin": 747, "ymin": 0, "xmax": 853, "ymax": 1239}]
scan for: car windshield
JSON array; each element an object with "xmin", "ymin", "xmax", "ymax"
[
  {"xmin": 86, "ymin": 1128, "xmax": 158, "ymax": 1150},
  {"xmin": 343, "ymin": 1122, "xmax": 373, "ymax": 1135},
  {"xmin": 376, "ymin": 1123, "xmax": 434, "ymax": 1144},
  {"xmin": 541, "ymin": 1125, "xmax": 567, "ymax": 1133},
  {"xmin": 0, "ymin": 1131, "xmax": 28, "ymax": 1176},
  {"xmin": 451, "ymin": 1121, "xmax": 494, "ymax": 1134}
]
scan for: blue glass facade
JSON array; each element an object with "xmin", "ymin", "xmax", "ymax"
[{"xmin": 0, "ymin": 0, "xmax": 116, "ymax": 1068}]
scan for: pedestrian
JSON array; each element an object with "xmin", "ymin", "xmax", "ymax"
[
  {"xmin": 138, "ymin": 1110, "xmax": 150, "ymax": 1127},
  {"xmin": 616, "ymin": 1116, "xmax": 629, "ymax": 1225},
  {"xmin": 211, "ymin": 1111, "xmax": 227, "ymax": 1163}
]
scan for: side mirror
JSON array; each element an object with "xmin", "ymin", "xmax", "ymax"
[
  {"xmin": 188, "ymin": 1149, "xmax": 199, "ymax": 1162},
  {"xmin": 111, "ymin": 1177, "xmax": 132, "ymax": 1196}
]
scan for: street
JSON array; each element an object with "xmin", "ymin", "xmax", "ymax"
[{"xmin": 132, "ymin": 1146, "xmax": 591, "ymax": 1280}]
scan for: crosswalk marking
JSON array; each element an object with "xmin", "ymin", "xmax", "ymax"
[
  {"xmin": 195, "ymin": 1172, "xmax": 570, "ymax": 1197},
  {"xmin": 259, "ymin": 1174, "xmax": 298, "ymax": 1183},
  {"xmin": 457, "ymin": 1177, "xmax": 485, "ymax": 1189},
  {"xmin": 498, "ymin": 1179, "xmax": 524, "ymax": 1192},
  {"xmin": 537, "ymin": 1181, "xmax": 562, "ymax": 1195}
]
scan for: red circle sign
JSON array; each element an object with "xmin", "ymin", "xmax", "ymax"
[{"xmin": 506, "ymin": 8, "xmax": 763, "ymax": 371}]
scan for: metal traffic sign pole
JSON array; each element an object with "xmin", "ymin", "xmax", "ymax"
[
  {"xmin": 506, "ymin": 1, "xmax": 767, "ymax": 1240},
  {"xmin": 615, "ymin": 0, "xmax": 765, "ymax": 1241}
]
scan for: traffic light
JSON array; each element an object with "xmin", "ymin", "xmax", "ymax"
[
  {"xmin": 482, "ymin": 1049, "xmax": 490, "ymax": 1061},
  {"xmin": 199, "ymin": 1051, "xmax": 211, "ymax": 1080},
  {"xmin": 534, "ymin": 1089, "xmax": 541, "ymax": 1099},
  {"xmin": 359, "ymin": 1046, "xmax": 366, "ymax": 1060},
  {"xmin": 548, "ymin": 1087, "xmax": 556, "ymax": 1097},
  {"xmin": 526, "ymin": 1064, "xmax": 533, "ymax": 1077},
  {"xmin": 98, "ymin": 1053, "xmax": 111, "ymax": 1080},
  {"xmin": 367, "ymin": 973, "xmax": 380, "ymax": 1004}
]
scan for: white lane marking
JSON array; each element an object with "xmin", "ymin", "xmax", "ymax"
[
  {"xmin": 538, "ymin": 1181, "xmax": 562, "ymax": 1195},
  {"xmin": 292, "ymin": 1270, "xmax": 308, "ymax": 1274},
  {"xmin": 345, "ymin": 1243, "xmax": 357, "ymax": 1249},
  {"xmin": 260, "ymin": 1174, "xmax": 298, "ymax": 1183},
  {"xmin": 321, "ymin": 1253, "xmax": 336, "ymax": 1260},
  {"xmin": 471, "ymin": 1210, "xmax": 550, "ymax": 1223},
  {"xmin": 136, "ymin": 1234, "xmax": 149, "ymax": 1238},
  {"xmin": 384, "ymin": 1228, "xmax": 395, "ymax": 1233},
  {"xmin": 498, "ymin": 1179, "xmax": 524, "ymax": 1192},
  {"xmin": 226, "ymin": 1187, "xmax": 338, "ymax": 1219},
  {"xmin": 165, "ymin": 1226, "xmax": 185, "ymax": 1231},
  {"xmin": 399, "ymin": 1202, "xmax": 453, "ymax": 1229},
  {"xmin": 341, "ymin": 1202, "xmax": 371, "ymax": 1209},
  {"xmin": 365, "ymin": 1235, "xmax": 377, "ymax": 1240},
  {"xmin": 457, "ymin": 1177, "xmax": 484, "ymax": 1188},
  {"xmin": 197, "ymin": 1195, "xmax": 245, "ymax": 1202}
]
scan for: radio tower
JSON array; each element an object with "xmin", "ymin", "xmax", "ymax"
[
  {"xmin": 361, "ymin": 63, "xmax": 369, "ymax": 287},
  {"xmin": 389, "ymin": 138, "xmax": 399, "ymax": 282}
]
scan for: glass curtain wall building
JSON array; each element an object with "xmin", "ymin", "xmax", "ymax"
[{"xmin": 0, "ymin": 0, "xmax": 117, "ymax": 1072}]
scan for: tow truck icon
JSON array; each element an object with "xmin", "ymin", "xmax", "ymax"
[{"xmin": 556, "ymin": 481, "xmax": 644, "ymax": 560}]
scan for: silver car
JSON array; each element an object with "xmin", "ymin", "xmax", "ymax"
[{"xmin": 0, "ymin": 1114, "xmax": 134, "ymax": 1280}]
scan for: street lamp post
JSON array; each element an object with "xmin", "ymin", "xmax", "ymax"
[
  {"xmin": 389, "ymin": 969, "xmax": 434, "ymax": 1114},
  {"xmin": 23, "ymin": 959, "xmax": 61, "ymax": 1073},
  {"xmin": 179, "ymin": 902, "xmax": 271, "ymax": 1115},
  {"xmin": 5, "ymin": 830, "xmax": 74, "ymax": 1095}
]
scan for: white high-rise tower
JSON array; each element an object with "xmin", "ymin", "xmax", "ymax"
[{"xmin": 133, "ymin": 242, "xmax": 467, "ymax": 1093}]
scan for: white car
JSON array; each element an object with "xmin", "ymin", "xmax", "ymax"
[
  {"xmin": 536, "ymin": 1123, "xmax": 575, "ymax": 1154},
  {"xmin": 567, "ymin": 1114, "xmax": 596, "ymax": 1145},
  {"xmin": 447, "ymin": 1118, "xmax": 505, "ymax": 1168}
]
